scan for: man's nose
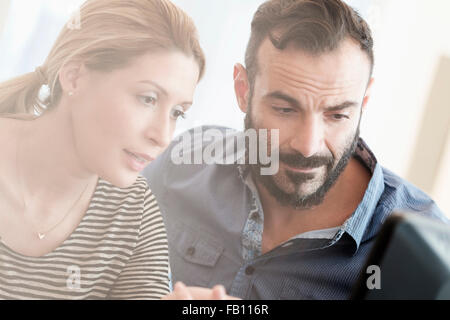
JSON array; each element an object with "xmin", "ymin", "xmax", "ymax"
[{"xmin": 289, "ymin": 115, "xmax": 324, "ymax": 158}]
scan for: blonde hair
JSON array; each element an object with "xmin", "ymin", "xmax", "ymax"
[{"xmin": 0, "ymin": 0, "xmax": 205, "ymax": 116}]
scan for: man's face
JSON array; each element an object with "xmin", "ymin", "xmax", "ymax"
[{"xmin": 244, "ymin": 38, "xmax": 372, "ymax": 209}]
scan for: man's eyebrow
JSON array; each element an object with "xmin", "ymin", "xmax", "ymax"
[
  {"xmin": 265, "ymin": 91, "xmax": 359, "ymax": 112},
  {"xmin": 138, "ymin": 80, "xmax": 193, "ymax": 106},
  {"xmin": 324, "ymin": 101, "xmax": 359, "ymax": 112},
  {"xmin": 264, "ymin": 91, "xmax": 300, "ymax": 108}
]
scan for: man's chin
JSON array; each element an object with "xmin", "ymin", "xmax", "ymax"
[
  {"xmin": 277, "ymin": 180, "xmax": 322, "ymax": 198},
  {"xmin": 278, "ymin": 191, "xmax": 326, "ymax": 210},
  {"xmin": 275, "ymin": 170, "xmax": 325, "ymax": 197},
  {"xmin": 257, "ymin": 173, "xmax": 326, "ymax": 209}
]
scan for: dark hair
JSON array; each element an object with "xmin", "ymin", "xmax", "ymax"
[{"xmin": 245, "ymin": 0, "xmax": 374, "ymax": 88}]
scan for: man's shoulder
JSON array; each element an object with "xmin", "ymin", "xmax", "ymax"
[
  {"xmin": 170, "ymin": 125, "xmax": 238, "ymax": 151},
  {"xmin": 150, "ymin": 125, "xmax": 239, "ymax": 170},
  {"xmin": 378, "ymin": 166, "xmax": 447, "ymax": 221},
  {"xmin": 180, "ymin": 125, "xmax": 236, "ymax": 136},
  {"xmin": 360, "ymin": 166, "xmax": 448, "ymax": 244},
  {"xmin": 143, "ymin": 125, "xmax": 242, "ymax": 197}
]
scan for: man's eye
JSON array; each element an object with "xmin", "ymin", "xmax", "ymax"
[
  {"xmin": 170, "ymin": 106, "xmax": 186, "ymax": 120},
  {"xmin": 273, "ymin": 107, "xmax": 295, "ymax": 114},
  {"xmin": 330, "ymin": 114, "xmax": 349, "ymax": 120}
]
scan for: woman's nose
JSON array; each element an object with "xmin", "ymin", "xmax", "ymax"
[{"xmin": 145, "ymin": 111, "xmax": 172, "ymax": 149}]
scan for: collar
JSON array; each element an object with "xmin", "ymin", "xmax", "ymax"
[
  {"xmin": 236, "ymin": 137, "xmax": 385, "ymax": 255},
  {"xmin": 337, "ymin": 162, "xmax": 384, "ymax": 254}
]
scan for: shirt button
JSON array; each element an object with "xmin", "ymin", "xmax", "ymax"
[
  {"xmin": 186, "ymin": 246, "xmax": 195, "ymax": 256},
  {"xmin": 250, "ymin": 211, "xmax": 259, "ymax": 220},
  {"xmin": 245, "ymin": 266, "xmax": 255, "ymax": 275}
]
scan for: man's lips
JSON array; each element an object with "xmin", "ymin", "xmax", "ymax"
[{"xmin": 282, "ymin": 162, "xmax": 321, "ymax": 173}]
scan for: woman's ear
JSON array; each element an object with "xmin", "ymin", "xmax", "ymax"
[
  {"xmin": 233, "ymin": 63, "xmax": 250, "ymax": 113},
  {"xmin": 58, "ymin": 62, "xmax": 85, "ymax": 96}
]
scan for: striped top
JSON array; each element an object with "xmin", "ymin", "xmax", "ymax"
[{"xmin": 0, "ymin": 176, "xmax": 170, "ymax": 300}]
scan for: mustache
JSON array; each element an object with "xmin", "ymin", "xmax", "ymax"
[{"xmin": 279, "ymin": 152, "xmax": 334, "ymax": 169}]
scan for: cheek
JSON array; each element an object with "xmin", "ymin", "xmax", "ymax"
[
  {"xmin": 326, "ymin": 125, "xmax": 358, "ymax": 161},
  {"xmin": 249, "ymin": 101, "xmax": 277, "ymax": 129},
  {"xmin": 99, "ymin": 96, "xmax": 136, "ymax": 137},
  {"xmin": 72, "ymin": 90, "xmax": 139, "ymax": 161},
  {"xmin": 100, "ymin": 88, "xmax": 142, "ymax": 132}
]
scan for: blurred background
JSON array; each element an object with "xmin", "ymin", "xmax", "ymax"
[{"xmin": 0, "ymin": 0, "xmax": 449, "ymax": 216}]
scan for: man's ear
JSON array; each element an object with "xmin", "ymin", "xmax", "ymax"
[
  {"xmin": 234, "ymin": 63, "xmax": 250, "ymax": 113},
  {"xmin": 58, "ymin": 62, "xmax": 85, "ymax": 95},
  {"xmin": 362, "ymin": 77, "xmax": 375, "ymax": 113}
]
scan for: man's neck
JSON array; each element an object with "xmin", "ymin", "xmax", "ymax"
[{"xmin": 257, "ymin": 157, "xmax": 371, "ymax": 253}]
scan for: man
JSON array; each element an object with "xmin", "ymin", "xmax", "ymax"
[{"xmin": 144, "ymin": 0, "xmax": 447, "ymax": 299}]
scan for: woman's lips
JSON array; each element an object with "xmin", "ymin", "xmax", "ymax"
[{"xmin": 124, "ymin": 149, "xmax": 154, "ymax": 172}]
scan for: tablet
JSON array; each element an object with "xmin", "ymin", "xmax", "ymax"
[{"xmin": 351, "ymin": 212, "xmax": 450, "ymax": 300}]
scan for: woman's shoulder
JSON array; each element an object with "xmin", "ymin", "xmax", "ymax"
[
  {"xmin": 0, "ymin": 115, "xmax": 35, "ymax": 151},
  {"xmin": 95, "ymin": 174, "xmax": 149, "ymax": 196},
  {"xmin": 96, "ymin": 176, "xmax": 166, "ymax": 239},
  {"xmin": 0, "ymin": 117, "xmax": 25, "ymax": 188},
  {"xmin": 94, "ymin": 175, "xmax": 159, "ymax": 212},
  {"xmin": 92, "ymin": 175, "xmax": 164, "ymax": 234}
]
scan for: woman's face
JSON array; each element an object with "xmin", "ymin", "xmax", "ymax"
[{"xmin": 69, "ymin": 50, "xmax": 200, "ymax": 188}]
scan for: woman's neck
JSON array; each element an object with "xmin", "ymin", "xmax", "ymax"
[{"xmin": 14, "ymin": 107, "xmax": 98, "ymax": 220}]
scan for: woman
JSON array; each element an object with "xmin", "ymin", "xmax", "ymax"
[{"xmin": 0, "ymin": 0, "xmax": 204, "ymax": 299}]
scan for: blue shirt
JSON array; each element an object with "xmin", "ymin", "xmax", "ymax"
[{"xmin": 143, "ymin": 126, "xmax": 448, "ymax": 300}]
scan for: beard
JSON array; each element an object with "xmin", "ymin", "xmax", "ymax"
[{"xmin": 244, "ymin": 101, "xmax": 361, "ymax": 210}]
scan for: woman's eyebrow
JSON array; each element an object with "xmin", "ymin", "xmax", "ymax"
[
  {"xmin": 138, "ymin": 80, "xmax": 168, "ymax": 97},
  {"xmin": 138, "ymin": 80, "xmax": 193, "ymax": 106}
]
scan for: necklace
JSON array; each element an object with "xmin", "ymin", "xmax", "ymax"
[
  {"xmin": 34, "ymin": 182, "xmax": 90, "ymax": 240},
  {"xmin": 16, "ymin": 129, "xmax": 91, "ymax": 240}
]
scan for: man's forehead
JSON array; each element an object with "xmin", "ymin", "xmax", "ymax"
[{"xmin": 256, "ymin": 37, "xmax": 371, "ymax": 88}]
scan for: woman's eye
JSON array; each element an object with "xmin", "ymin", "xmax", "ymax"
[
  {"xmin": 138, "ymin": 94, "xmax": 157, "ymax": 107},
  {"xmin": 170, "ymin": 106, "xmax": 186, "ymax": 120}
]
